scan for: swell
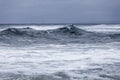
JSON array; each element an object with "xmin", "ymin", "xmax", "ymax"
[{"xmin": 0, "ymin": 25, "xmax": 120, "ymax": 44}]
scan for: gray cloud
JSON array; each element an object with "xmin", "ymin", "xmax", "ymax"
[{"xmin": 0, "ymin": 0, "xmax": 120, "ymax": 24}]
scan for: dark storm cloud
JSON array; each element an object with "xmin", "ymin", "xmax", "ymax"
[{"xmin": 0, "ymin": 0, "xmax": 120, "ymax": 23}]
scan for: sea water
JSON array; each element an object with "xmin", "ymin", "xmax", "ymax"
[{"xmin": 0, "ymin": 24, "xmax": 120, "ymax": 80}]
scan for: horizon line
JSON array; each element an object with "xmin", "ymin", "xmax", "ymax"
[{"xmin": 0, "ymin": 22, "xmax": 120, "ymax": 25}]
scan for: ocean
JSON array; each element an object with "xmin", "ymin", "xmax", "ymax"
[{"xmin": 0, "ymin": 24, "xmax": 120, "ymax": 80}]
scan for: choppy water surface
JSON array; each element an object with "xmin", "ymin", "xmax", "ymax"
[{"xmin": 0, "ymin": 24, "xmax": 120, "ymax": 80}]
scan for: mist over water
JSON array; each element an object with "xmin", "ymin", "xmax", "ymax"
[{"xmin": 0, "ymin": 24, "xmax": 120, "ymax": 80}]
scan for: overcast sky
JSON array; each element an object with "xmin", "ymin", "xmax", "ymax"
[{"xmin": 0, "ymin": 0, "xmax": 120, "ymax": 24}]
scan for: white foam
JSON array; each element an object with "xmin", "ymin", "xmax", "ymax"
[
  {"xmin": 79, "ymin": 24, "xmax": 120, "ymax": 33},
  {"xmin": 0, "ymin": 42, "xmax": 120, "ymax": 74}
]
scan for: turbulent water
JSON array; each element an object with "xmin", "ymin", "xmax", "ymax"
[{"xmin": 0, "ymin": 24, "xmax": 120, "ymax": 80}]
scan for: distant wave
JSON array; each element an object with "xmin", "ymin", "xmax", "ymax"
[
  {"xmin": 0, "ymin": 25, "xmax": 88, "ymax": 36},
  {"xmin": 0, "ymin": 25, "xmax": 120, "ymax": 44}
]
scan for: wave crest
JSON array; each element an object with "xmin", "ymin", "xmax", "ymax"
[{"xmin": 0, "ymin": 25, "xmax": 119, "ymax": 44}]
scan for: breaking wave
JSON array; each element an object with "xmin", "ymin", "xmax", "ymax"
[{"xmin": 0, "ymin": 25, "xmax": 120, "ymax": 44}]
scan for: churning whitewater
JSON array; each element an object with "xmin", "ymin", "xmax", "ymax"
[{"xmin": 0, "ymin": 24, "xmax": 120, "ymax": 80}]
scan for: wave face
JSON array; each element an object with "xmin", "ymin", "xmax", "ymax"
[
  {"xmin": 0, "ymin": 24, "xmax": 120, "ymax": 44},
  {"xmin": 0, "ymin": 25, "xmax": 90, "ymax": 36}
]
